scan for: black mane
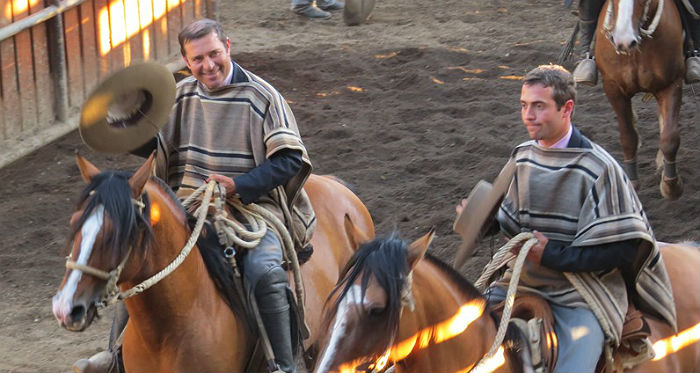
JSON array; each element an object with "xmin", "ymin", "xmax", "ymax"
[
  {"xmin": 328, "ymin": 233, "xmax": 410, "ymax": 341},
  {"xmin": 71, "ymin": 171, "xmax": 153, "ymax": 265}
]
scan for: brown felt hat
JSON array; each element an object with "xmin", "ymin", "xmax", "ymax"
[
  {"xmin": 453, "ymin": 160, "xmax": 516, "ymax": 269},
  {"xmin": 79, "ymin": 62, "xmax": 176, "ymax": 154}
]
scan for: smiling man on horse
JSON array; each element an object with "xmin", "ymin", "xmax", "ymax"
[
  {"xmin": 456, "ymin": 65, "xmax": 677, "ymax": 372},
  {"xmin": 571, "ymin": 0, "xmax": 700, "ymax": 85},
  {"xmin": 75, "ymin": 18, "xmax": 314, "ymax": 373}
]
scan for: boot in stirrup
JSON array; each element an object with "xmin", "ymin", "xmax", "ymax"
[
  {"xmin": 72, "ymin": 351, "xmax": 114, "ymax": 373},
  {"xmin": 573, "ymin": 53, "xmax": 598, "ymax": 86}
]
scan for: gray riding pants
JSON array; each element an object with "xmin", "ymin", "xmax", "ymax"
[{"xmin": 485, "ymin": 286, "xmax": 605, "ymax": 373}]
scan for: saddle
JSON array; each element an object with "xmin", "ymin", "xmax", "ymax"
[{"xmin": 493, "ymin": 295, "xmax": 652, "ymax": 373}]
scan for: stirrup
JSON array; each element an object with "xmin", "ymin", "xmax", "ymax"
[
  {"xmin": 72, "ymin": 350, "xmax": 114, "ymax": 373},
  {"xmin": 573, "ymin": 57, "xmax": 598, "ymax": 86},
  {"xmin": 685, "ymin": 56, "xmax": 700, "ymax": 84}
]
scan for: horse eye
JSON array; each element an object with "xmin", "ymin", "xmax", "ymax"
[{"xmin": 368, "ymin": 306, "xmax": 386, "ymax": 317}]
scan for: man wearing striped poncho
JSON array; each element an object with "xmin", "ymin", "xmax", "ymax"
[
  {"xmin": 75, "ymin": 19, "xmax": 313, "ymax": 373},
  {"xmin": 480, "ymin": 65, "xmax": 676, "ymax": 372}
]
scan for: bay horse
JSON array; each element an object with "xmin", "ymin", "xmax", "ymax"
[
  {"xmin": 594, "ymin": 0, "xmax": 686, "ymax": 199},
  {"xmin": 51, "ymin": 153, "xmax": 375, "ymax": 372},
  {"xmin": 313, "ymin": 219, "xmax": 532, "ymax": 373},
  {"xmin": 314, "ymin": 220, "xmax": 700, "ymax": 373}
]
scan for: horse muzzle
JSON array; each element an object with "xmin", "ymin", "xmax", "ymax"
[{"xmin": 52, "ymin": 293, "xmax": 99, "ymax": 332}]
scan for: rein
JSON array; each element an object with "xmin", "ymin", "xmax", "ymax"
[{"xmin": 472, "ymin": 232, "xmax": 538, "ymax": 373}]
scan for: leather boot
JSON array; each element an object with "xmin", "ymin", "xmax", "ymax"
[
  {"xmin": 256, "ymin": 267, "xmax": 297, "ymax": 373},
  {"xmin": 573, "ymin": 19, "xmax": 598, "ymax": 86},
  {"xmin": 72, "ymin": 302, "xmax": 129, "ymax": 373}
]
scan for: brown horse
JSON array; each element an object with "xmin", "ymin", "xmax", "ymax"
[
  {"xmin": 313, "ymin": 220, "xmax": 532, "ymax": 373},
  {"xmin": 314, "ymin": 221, "xmax": 700, "ymax": 373},
  {"xmin": 51, "ymin": 153, "xmax": 375, "ymax": 372},
  {"xmin": 595, "ymin": 0, "xmax": 686, "ymax": 199}
]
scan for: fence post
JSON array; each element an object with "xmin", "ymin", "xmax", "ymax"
[
  {"xmin": 206, "ymin": 0, "xmax": 219, "ymax": 22},
  {"xmin": 47, "ymin": 0, "xmax": 68, "ymax": 123}
]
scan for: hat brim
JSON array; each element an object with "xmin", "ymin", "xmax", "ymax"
[
  {"xmin": 453, "ymin": 160, "xmax": 516, "ymax": 269},
  {"xmin": 79, "ymin": 62, "xmax": 176, "ymax": 154}
]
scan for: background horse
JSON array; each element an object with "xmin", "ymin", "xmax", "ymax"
[
  {"xmin": 313, "ymin": 219, "xmax": 530, "ymax": 373},
  {"xmin": 314, "ymin": 221, "xmax": 700, "ymax": 373},
  {"xmin": 51, "ymin": 153, "xmax": 375, "ymax": 372},
  {"xmin": 595, "ymin": 0, "xmax": 686, "ymax": 199}
]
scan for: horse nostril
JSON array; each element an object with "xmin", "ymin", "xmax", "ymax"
[
  {"xmin": 70, "ymin": 304, "xmax": 87, "ymax": 321},
  {"xmin": 630, "ymin": 40, "xmax": 637, "ymax": 49}
]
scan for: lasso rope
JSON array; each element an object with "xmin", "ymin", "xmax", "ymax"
[
  {"xmin": 184, "ymin": 182, "xmax": 308, "ymax": 337},
  {"xmin": 471, "ymin": 232, "xmax": 538, "ymax": 373}
]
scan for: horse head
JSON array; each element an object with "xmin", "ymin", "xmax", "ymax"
[
  {"xmin": 314, "ymin": 216, "xmax": 434, "ymax": 373},
  {"xmin": 603, "ymin": 0, "xmax": 663, "ymax": 54},
  {"xmin": 52, "ymin": 153, "xmax": 155, "ymax": 331}
]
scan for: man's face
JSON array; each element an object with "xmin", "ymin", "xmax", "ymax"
[
  {"xmin": 520, "ymin": 83, "xmax": 573, "ymax": 147},
  {"xmin": 182, "ymin": 32, "xmax": 231, "ymax": 90}
]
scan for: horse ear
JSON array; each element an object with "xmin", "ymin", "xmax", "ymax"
[
  {"xmin": 128, "ymin": 151, "xmax": 155, "ymax": 197},
  {"xmin": 344, "ymin": 213, "xmax": 370, "ymax": 250},
  {"xmin": 75, "ymin": 152, "xmax": 101, "ymax": 183},
  {"xmin": 407, "ymin": 227, "xmax": 436, "ymax": 270}
]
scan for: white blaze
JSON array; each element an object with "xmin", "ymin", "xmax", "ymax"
[
  {"xmin": 315, "ymin": 285, "xmax": 367, "ymax": 373},
  {"xmin": 612, "ymin": 0, "xmax": 639, "ymax": 50},
  {"xmin": 52, "ymin": 205, "xmax": 105, "ymax": 321}
]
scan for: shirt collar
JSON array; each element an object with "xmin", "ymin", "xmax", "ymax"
[{"xmin": 539, "ymin": 124, "xmax": 573, "ymax": 149}]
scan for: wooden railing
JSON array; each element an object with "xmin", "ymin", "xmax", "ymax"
[{"xmin": 0, "ymin": 0, "xmax": 217, "ymax": 168}]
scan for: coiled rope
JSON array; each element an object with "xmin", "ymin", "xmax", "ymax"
[{"xmin": 471, "ymin": 232, "xmax": 538, "ymax": 373}]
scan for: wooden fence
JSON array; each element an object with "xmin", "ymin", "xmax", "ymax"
[{"xmin": 0, "ymin": 0, "xmax": 218, "ymax": 168}]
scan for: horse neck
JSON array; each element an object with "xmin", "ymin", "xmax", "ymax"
[
  {"xmin": 395, "ymin": 261, "xmax": 498, "ymax": 372},
  {"xmin": 121, "ymin": 184, "xmax": 228, "ymax": 332}
]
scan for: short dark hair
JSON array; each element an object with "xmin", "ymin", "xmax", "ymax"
[
  {"xmin": 178, "ymin": 19, "xmax": 227, "ymax": 56},
  {"xmin": 523, "ymin": 64, "xmax": 576, "ymax": 109}
]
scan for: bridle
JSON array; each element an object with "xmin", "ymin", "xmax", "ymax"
[
  {"xmin": 64, "ymin": 181, "xmax": 216, "ymax": 309},
  {"xmin": 602, "ymin": 0, "xmax": 664, "ymax": 46}
]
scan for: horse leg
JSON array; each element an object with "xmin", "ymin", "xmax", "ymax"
[
  {"xmin": 655, "ymin": 81, "xmax": 684, "ymax": 200},
  {"xmin": 602, "ymin": 81, "xmax": 639, "ymax": 188}
]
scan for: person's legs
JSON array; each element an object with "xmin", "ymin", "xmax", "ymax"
[
  {"xmin": 682, "ymin": 0, "xmax": 700, "ymax": 83},
  {"xmin": 550, "ymin": 304, "xmax": 605, "ymax": 373},
  {"xmin": 290, "ymin": 0, "xmax": 332, "ymax": 19},
  {"xmin": 243, "ymin": 229, "xmax": 297, "ymax": 373},
  {"xmin": 573, "ymin": 0, "xmax": 606, "ymax": 85}
]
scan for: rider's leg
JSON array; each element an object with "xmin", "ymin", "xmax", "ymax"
[
  {"xmin": 550, "ymin": 304, "xmax": 605, "ymax": 373},
  {"xmin": 573, "ymin": 0, "xmax": 606, "ymax": 85},
  {"xmin": 243, "ymin": 229, "xmax": 297, "ymax": 373},
  {"xmin": 683, "ymin": 0, "xmax": 700, "ymax": 83},
  {"xmin": 72, "ymin": 301, "xmax": 129, "ymax": 373}
]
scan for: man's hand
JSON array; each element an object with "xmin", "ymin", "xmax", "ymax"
[
  {"xmin": 206, "ymin": 174, "xmax": 236, "ymax": 196},
  {"xmin": 511, "ymin": 230, "xmax": 547, "ymax": 265}
]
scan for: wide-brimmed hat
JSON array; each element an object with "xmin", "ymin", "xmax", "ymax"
[
  {"xmin": 79, "ymin": 61, "xmax": 176, "ymax": 153},
  {"xmin": 453, "ymin": 160, "xmax": 516, "ymax": 269}
]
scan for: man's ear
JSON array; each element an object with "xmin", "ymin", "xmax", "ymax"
[{"xmin": 562, "ymin": 99, "xmax": 575, "ymax": 119}]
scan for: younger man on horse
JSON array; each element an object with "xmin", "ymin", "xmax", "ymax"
[
  {"xmin": 457, "ymin": 65, "xmax": 677, "ymax": 372},
  {"xmin": 572, "ymin": 0, "xmax": 700, "ymax": 84},
  {"xmin": 75, "ymin": 19, "xmax": 313, "ymax": 373}
]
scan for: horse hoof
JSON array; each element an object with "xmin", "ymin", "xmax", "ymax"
[{"xmin": 660, "ymin": 176, "xmax": 683, "ymax": 200}]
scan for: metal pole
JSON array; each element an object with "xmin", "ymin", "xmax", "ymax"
[{"xmin": 47, "ymin": 1, "xmax": 68, "ymax": 123}]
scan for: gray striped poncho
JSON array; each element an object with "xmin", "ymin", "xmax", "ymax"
[
  {"xmin": 154, "ymin": 63, "xmax": 315, "ymax": 250},
  {"xmin": 495, "ymin": 139, "xmax": 677, "ymax": 347}
]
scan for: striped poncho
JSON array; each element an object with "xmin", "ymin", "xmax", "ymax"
[
  {"xmin": 495, "ymin": 135, "xmax": 677, "ymax": 346},
  {"xmin": 154, "ymin": 62, "xmax": 315, "ymax": 250}
]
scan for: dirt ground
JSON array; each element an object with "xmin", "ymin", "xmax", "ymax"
[{"xmin": 1, "ymin": 0, "xmax": 698, "ymax": 371}]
